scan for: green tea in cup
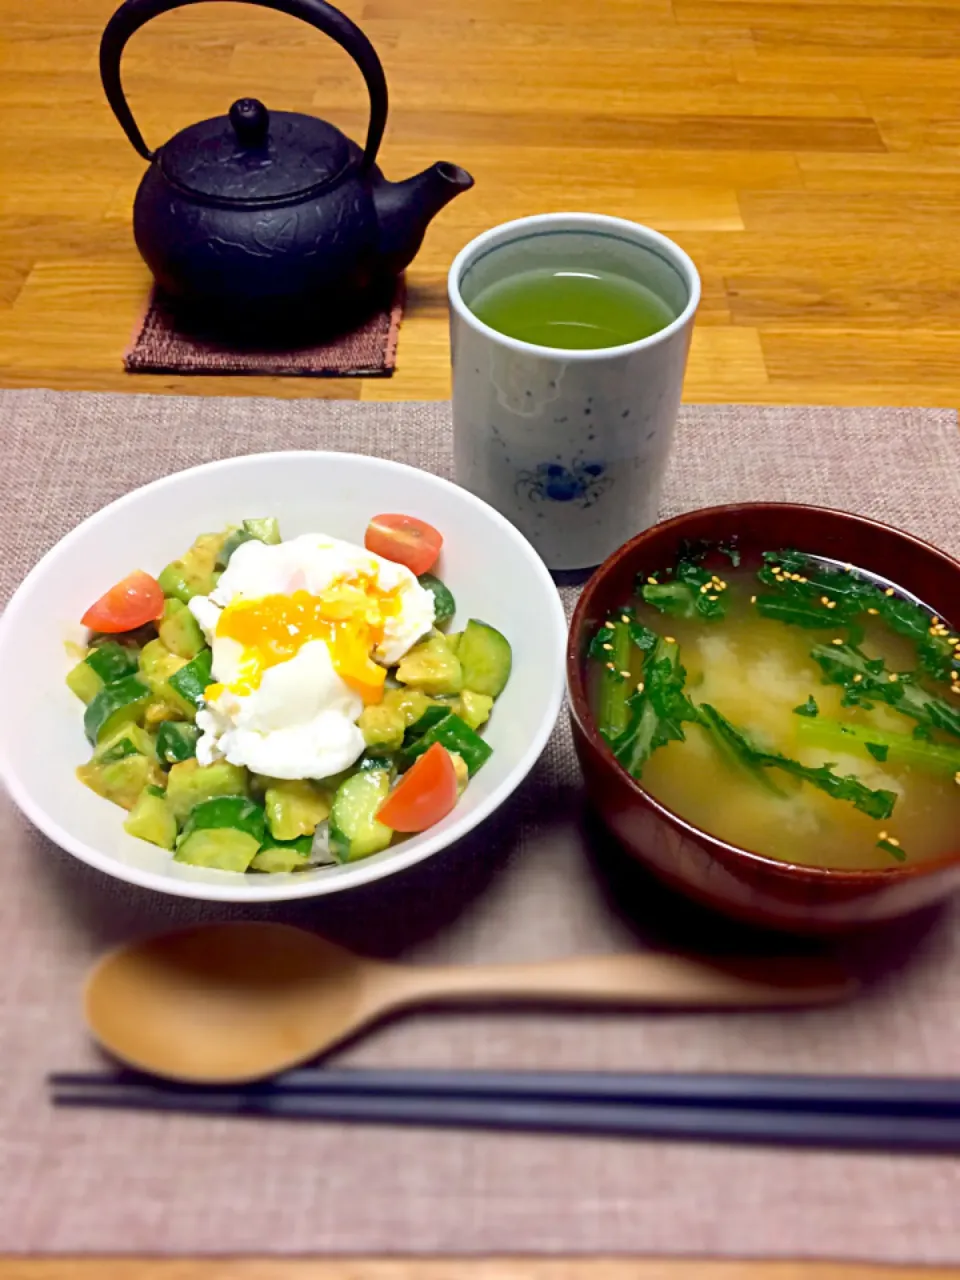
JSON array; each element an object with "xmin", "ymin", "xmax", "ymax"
[{"xmin": 468, "ymin": 265, "xmax": 674, "ymax": 350}]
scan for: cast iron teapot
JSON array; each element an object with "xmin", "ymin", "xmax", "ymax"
[{"xmin": 100, "ymin": 0, "xmax": 474, "ymax": 329}]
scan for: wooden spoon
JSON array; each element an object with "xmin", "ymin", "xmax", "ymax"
[{"xmin": 83, "ymin": 922, "xmax": 857, "ymax": 1084}]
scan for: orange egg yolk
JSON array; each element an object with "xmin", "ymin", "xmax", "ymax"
[{"xmin": 205, "ymin": 577, "xmax": 402, "ymax": 706}]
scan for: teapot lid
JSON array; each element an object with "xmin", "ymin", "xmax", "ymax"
[{"xmin": 159, "ymin": 99, "xmax": 351, "ymax": 205}]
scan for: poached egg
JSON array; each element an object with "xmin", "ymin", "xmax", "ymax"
[{"xmin": 188, "ymin": 533, "xmax": 435, "ymax": 779}]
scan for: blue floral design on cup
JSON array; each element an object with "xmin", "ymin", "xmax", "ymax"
[{"xmin": 514, "ymin": 459, "xmax": 611, "ymax": 509}]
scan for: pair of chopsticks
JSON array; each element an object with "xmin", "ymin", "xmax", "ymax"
[{"xmin": 49, "ymin": 1068, "xmax": 960, "ymax": 1152}]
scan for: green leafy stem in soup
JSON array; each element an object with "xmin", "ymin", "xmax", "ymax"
[{"xmin": 588, "ymin": 546, "xmax": 960, "ymax": 867}]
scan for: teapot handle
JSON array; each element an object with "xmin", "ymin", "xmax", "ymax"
[{"xmin": 100, "ymin": 0, "xmax": 387, "ymax": 169}]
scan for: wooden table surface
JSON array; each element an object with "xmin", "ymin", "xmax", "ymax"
[{"xmin": 3, "ymin": 0, "xmax": 960, "ymax": 1274}]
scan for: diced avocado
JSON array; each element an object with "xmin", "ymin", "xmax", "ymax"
[
  {"xmin": 124, "ymin": 787, "xmax": 177, "ymax": 850},
  {"xmin": 165, "ymin": 758, "xmax": 250, "ymax": 824},
  {"xmin": 156, "ymin": 720, "xmax": 200, "ymax": 765},
  {"xmin": 264, "ymin": 779, "xmax": 331, "ymax": 841},
  {"xmin": 358, "ymin": 703, "xmax": 406, "ymax": 753},
  {"xmin": 418, "ymin": 573, "xmax": 456, "ymax": 626},
  {"xmin": 138, "ymin": 639, "xmax": 195, "ymax": 719},
  {"xmin": 329, "ymin": 769, "xmax": 393, "ymax": 862},
  {"xmin": 250, "ymin": 834, "xmax": 313, "ymax": 873},
  {"xmin": 168, "ymin": 649, "xmax": 213, "ymax": 710},
  {"xmin": 380, "ymin": 686, "xmax": 436, "ymax": 727},
  {"xmin": 162, "ymin": 598, "xmax": 186, "ymax": 621},
  {"xmin": 458, "ymin": 690, "xmax": 494, "ymax": 731},
  {"xmin": 66, "ymin": 659, "xmax": 104, "ymax": 705},
  {"xmin": 396, "ymin": 633, "xmax": 463, "ymax": 696},
  {"xmin": 83, "ymin": 675, "xmax": 152, "ymax": 745},
  {"xmin": 158, "ymin": 606, "xmax": 206, "ymax": 659},
  {"xmin": 77, "ymin": 753, "xmax": 164, "ymax": 810},
  {"xmin": 157, "ymin": 532, "xmax": 225, "ymax": 603},
  {"xmin": 144, "ymin": 697, "xmax": 186, "ymax": 728},
  {"xmin": 457, "ymin": 620, "xmax": 512, "ymax": 698},
  {"xmin": 448, "ymin": 750, "xmax": 469, "ymax": 796},
  {"xmin": 174, "ymin": 829, "xmax": 260, "ymax": 872},
  {"xmin": 85, "ymin": 641, "xmax": 140, "ymax": 684},
  {"xmin": 94, "ymin": 722, "xmax": 158, "ymax": 763}
]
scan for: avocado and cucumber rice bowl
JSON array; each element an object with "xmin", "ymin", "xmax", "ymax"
[{"xmin": 67, "ymin": 513, "xmax": 512, "ymax": 875}]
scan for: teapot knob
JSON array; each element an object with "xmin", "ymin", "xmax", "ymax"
[{"xmin": 229, "ymin": 98, "xmax": 270, "ymax": 148}]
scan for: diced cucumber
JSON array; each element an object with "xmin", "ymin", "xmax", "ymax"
[
  {"xmin": 401, "ymin": 711, "xmax": 492, "ymax": 776},
  {"xmin": 124, "ymin": 787, "xmax": 177, "ymax": 850},
  {"xmin": 83, "ymin": 675, "xmax": 152, "ymax": 745},
  {"xmin": 457, "ymin": 620, "xmax": 512, "ymax": 698},
  {"xmin": 156, "ymin": 721, "xmax": 200, "ymax": 765},
  {"xmin": 174, "ymin": 829, "xmax": 260, "ymax": 872},
  {"xmin": 217, "ymin": 518, "xmax": 283, "ymax": 568},
  {"xmin": 179, "ymin": 795, "xmax": 266, "ymax": 844},
  {"xmin": 358, "ymin": 703, "xmax": 406, "ymax": 752},
  {"xmin": 264, "ymin": 778, "xmax": 331, "ymax": 840},
  {"xmin": 162, "ymin": 598, "xmax": 186, "ymax": 620},
  {"xmin": 403, "ymin": 703, "xmax": 450, "ymax": 742},
  {"xmin": 85, "ymin": 641, "xmax": 140, "ymax": 684},
  {"xmin": 396, "ymin": 633, "xmax": 463, "ymax": 696},
  {"xmin": 168, "ymin": 648, "xmax": 213, "ymax": 709},
  {"xmin": 66, "ymin": 659, "xmax": 104, "ymax": 705},
  {"xmin": 458, "ymin": 690, "xmax": 494, "ymax": 731},
  {"xmin": 94, "ymin": 722, "xmax": 158, "ymax": 763},
  {"xmin": 418, "ymin": 573, "xmax": 456, "ymax": 626},
  {"xmin": 158, "ymin": 607, "xmax": 206, "ymax": 659},
  {"xmin": 329, "ymin": 769, "xmax": 393, "ymax": 862},
  {"xmin": 165, "ymin": 758, "xmax": 250, "ymax": 823},
  {"xmin": 138, "ymin": 639, "xmax": 195, "ymax": 719},
  {"xmin": 250, "ymin": 834, "xmax": 313, "ymax": 873},
  {"xmin": 446, "ymin": 632, "xmax": 462, "ymax": 655},
  {"xmin": 77, "ymin": 753, "xmax": 164, "ymax": 810}
]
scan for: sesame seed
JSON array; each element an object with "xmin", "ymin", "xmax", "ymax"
[
  {"xmin": 750, "ymin": 595, "xmax": 757, "ymax": 604},
  {"xmin": 798, "ymin": 576, "xmax": 808, "ymax": 584},
  {"xmin": 620, "ymin": 614, "xmax": 630, "ymax": 624},
  {"xmin": 889, "ymin": 674, "xmax": 899, "ymax": 683},
  {"xmin": 700, "ymin": 584, "xmax": 710, "ymax": 593},
  {"xmin": 826, "ymin": 600, "xmax": 837, "ymax": 610},
  {"xmin": 885, "ymin": 587, "xmax": 895, "ymax": 597},
  {"xmin": 665, "ymin": 636, "xmax": 676, "ymax": 644},
  {"xmin": 933, "ymin": 617, "xmax": 940, "ymax": 625},
  {"xmin": 606, "ymin": 662, "xmax": 616, "ymax": 671},
  {"xmin": 844, "ymin": 564, "xmax": 853, "ymax": 573},
  {"xmin": 708, "ymin": 594, "xmax": 718, "ymax": 602},
  {"xmin": 888, "ymin": 837, "xmax": 901, "ymax": 848},
  {"xmin": 620, "ymin": 669, "xmax": 631, "ymax": 678},
  {"xmin": 879, "ymin": 830, "xmax": 888, "ymax": 840},
  {"xmin": 952, "ymin": 685, "xmax": 960, "ymax": 696},
  {"xmin": 820, "ymin": 596, "xmax": 831, "ymax": 605},
  {"xmin": 853, "ymin": 674, "xmax": 863, "ymax": 683},
  {"xmin": 602, "ymin": 643, "xmax": 613, "ymax": 651},
  {"xmin": 646, "ymin": 576, "xmax": 658, "ymax": 585},
  {"xmin": 867, "ymin": 608, "xmax": 879, "ymax": 616},
  {"xmin": 952, "ymin": 672, "xmax": 959, "ymax": 682},
  {"xmin": 955, "ymin": 772, "xmax": 960, "ymax": 786},
  {"xmin": 636, "ymin": 681, "xmax": 645, "ymax": 693},
  {"xmin": 832, "ymin": 638, "xmax": 845, "ymax": 646}
]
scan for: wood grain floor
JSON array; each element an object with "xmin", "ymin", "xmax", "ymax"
[
  {"xmin": 3, "ymin": 0, "xmax": 960, "ymax": 406},
  {"xmin": 4, "ymin": 0, "xmax": 960, "ymax": 1275}
]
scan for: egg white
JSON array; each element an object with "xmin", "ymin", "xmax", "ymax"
[{"xmin": 188, "ymin": 532, "xmax": 435, "ymax": 780}]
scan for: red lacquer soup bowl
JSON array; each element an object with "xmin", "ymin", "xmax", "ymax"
[{"xmin": 567, "ymin": 503, "xmax": 960, "ymax": 934}]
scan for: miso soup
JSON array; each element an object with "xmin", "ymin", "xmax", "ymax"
[{"xmin": 587, "ymin": 548, "xmax": 960, "ymax": 871}]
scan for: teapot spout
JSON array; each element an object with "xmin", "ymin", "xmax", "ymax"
[{"xmin": 373, "ymin": 162, "xmax": 474, "ymax": 276}]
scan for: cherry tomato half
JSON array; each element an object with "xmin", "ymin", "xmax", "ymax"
[
  {"xmin": 365, "ymin": 513, "xmax": 443, "ymax": 576},
  {"xmin": 377, "ymin": 742, "xmax": 458, "ymax": 833},
  {"xmin": 81, "ymin": 570, "xmax": 165, "ymax": 634}
]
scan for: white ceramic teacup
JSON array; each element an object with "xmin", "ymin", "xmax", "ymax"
[{"xmin": 448, "ymin": 213, "xmax": 701, "ymax": 571}]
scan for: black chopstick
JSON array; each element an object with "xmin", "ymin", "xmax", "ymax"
[
  {"xmin": 49, "ymin": 1082, "xmax": 960, "ymax": 1153},
  {"xmin": 48, "ymin": 1067, "xmax": 960, "ymax": 1116}
]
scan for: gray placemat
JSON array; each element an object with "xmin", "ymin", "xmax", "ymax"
[{"xmin": 2, "ymin": 390, "xmax": 960, "ymax": 1262}]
